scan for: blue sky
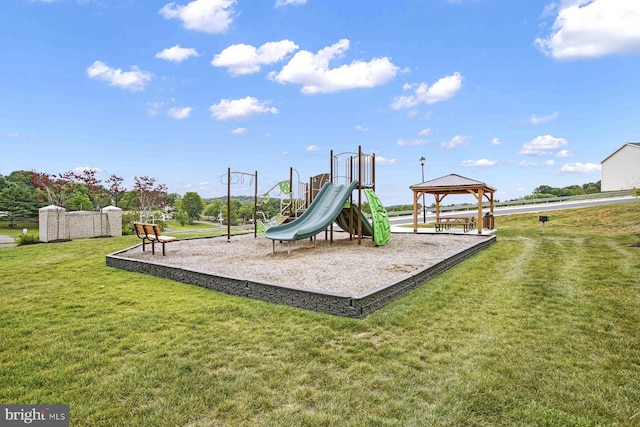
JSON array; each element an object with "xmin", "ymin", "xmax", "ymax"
[{"xmin": 2, "ymin": 0, "xmax": 640, "ymax": 206}]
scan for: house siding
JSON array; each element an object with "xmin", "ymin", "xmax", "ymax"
[{"xmin": 601, "ymin": 144, "xmax": 640, "ymax": 191}]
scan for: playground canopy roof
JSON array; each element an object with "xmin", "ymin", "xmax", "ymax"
[{"xmin": 409, "ymin": 174, "xmax": 496, "ymax": 234}]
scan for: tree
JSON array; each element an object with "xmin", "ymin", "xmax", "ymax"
[
  {"xmin": 238, "ymin": 202, "xmax": 254, "ymax": 223},
  {"xmin": 181, "ymin": 192, "xmax": 204, "ymax": 224},
  {"xmin": 132, "ymin": 176, "xmax": 168, "ymax": 222},
  {"xmin": 75, "ymin": 168, "xmax": 100, "ymax": 209},
  {"xmin": 106, "ymin": 174, "xmax": 126, "ymax": 207},
  {"xmin": 119, "ymin": 191, "xmax": 138, "ymax": 211},
  {"xmin": 0, "ymin": 182, "xmax": 35, "ymax": 226},
  {"xmin": 65, "ymin": 191, "xmax": 93, "ymax": 211},
  {"xmin": 30, "ymin": 170, "xmax": 76, "ymax": 207},
  {"xmin": 227, "ymin": 199, "xmax": 242, "ymax": 225},
  {"xmin": 203, "ymin": 200, "xmax": 224, "ymax": 218}
]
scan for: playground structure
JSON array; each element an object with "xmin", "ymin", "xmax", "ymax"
[
  {"xmin": 221, "ymin": 146, "xmax": 391, "ymax": 252},
  {"xmin": 255, "ymin": 167, "xmax": 307, "ymax": 232},
  {"xmin": 220, "ymin": 146, "xmax": 390, "ymax": 252},
  {"xmin": 265, "ymin": 146, "xmax": 390, "ymax": 253}
]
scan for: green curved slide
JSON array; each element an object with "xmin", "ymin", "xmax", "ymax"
[
  {"xmin": 334, "ymin": 191, "xmax": 390, "ymax": 246},
  {"xmin": 335, "ymin": 205, "xmax": 374, "ymax": 237},
  {"xmin": 265, "ymin": 181, "xmax": 359, "ymax": 242}
]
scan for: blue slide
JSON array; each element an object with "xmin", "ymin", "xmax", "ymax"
[{"xmin": 265, "ymin": 181, "xmax": 359, "ymax": 242}]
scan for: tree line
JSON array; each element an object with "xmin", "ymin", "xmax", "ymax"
[
  {"xmin": 0, "ymin": 169, "xmax": 283, "ymax": 230},
  {"xmin": 0, "ymin": 169, "xmax": 614, "ymax": 229},
  {"xmin": 528, "ymin": 181, "xmax": 601, "ymax": 198}
]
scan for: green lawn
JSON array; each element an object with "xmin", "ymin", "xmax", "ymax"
[{"xmin": 1, "ymin": 203, "xmax": 639, "ymax": 426}]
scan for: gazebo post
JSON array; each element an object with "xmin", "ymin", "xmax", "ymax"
[
  {"xmin": 413, "ymin": 190, "xmax": 420, "ymax": 233},
  {"xmin": 477, "ymin": 187, "xmax": 484, "ymax": 234}
]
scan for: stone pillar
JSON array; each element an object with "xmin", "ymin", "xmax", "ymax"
[
  {"xmin": 102, "ymin": 206, "xmax": 122, "ymax": 237},
  {"xmin": 38, "ymin": 205, "xmax": 67, "ymax": 243}
]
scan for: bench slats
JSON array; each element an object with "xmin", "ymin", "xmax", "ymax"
[{"xmin": 134, "ymin": 223, "xmax": 177, "ymax": 255}]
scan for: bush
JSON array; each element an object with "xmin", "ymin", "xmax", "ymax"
[{"xmin": 15, "ymin": 233, "xmax": 39, "ymax": 245}]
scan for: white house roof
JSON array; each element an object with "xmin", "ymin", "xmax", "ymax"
[
  {"xmin": 410, "ymin": 173, "xmax": 496, "ymax": 192},
  {"xmin": 601, "ymin": 142, "xmax": 640, "ymax": 163}
]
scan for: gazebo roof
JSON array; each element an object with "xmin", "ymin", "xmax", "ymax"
[{"xmin": 410, "ymin": 174, "xmax": 496, "ymax": 193}]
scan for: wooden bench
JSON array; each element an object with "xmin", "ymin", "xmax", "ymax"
[
  {"xmin": 435, "ymin": 216, "xmax": 476, "ymax": 233},
  {"xmin": 133, "ymin": 223, "xmax": 177, "ymax": 255}
]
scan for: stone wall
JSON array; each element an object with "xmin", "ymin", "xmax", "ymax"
[{"xmin": 39, "ymin": 205, "xmax": 122, "ymax": 242}]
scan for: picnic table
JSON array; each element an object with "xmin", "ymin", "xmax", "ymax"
[{"xmin": 435, "ymin": 216, "xmax": 476, "ymax": 232}]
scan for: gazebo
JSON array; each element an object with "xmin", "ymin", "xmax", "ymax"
[{"xmin": 410, "ymin": 174, "xmax": 496, "ymax": 234}]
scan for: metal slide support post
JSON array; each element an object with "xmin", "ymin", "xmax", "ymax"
[
  {"xmin": 253, "ymin": 170, "xmax": 258, "ymax": 238},
  {"xmin": 420, "ymin": 156, "xmax": 426, "ymax": 223},
  {"xmin": 329, "ymin": 149, "xmax": 334, "ymax": 244},
  {"xmin": 357, "ymin": 145, "xmax": 362, "ymax": 245},
  {"xmin": 371, "ymin": 151, "xmax": 376, "ymax": 245},
  {"xmin": 289, "ymin": 167, "xmax": 294, "ymax": 217},
  {"xmin": 227, "ymin": 167, "xmax": 231, "ymax": 242}
]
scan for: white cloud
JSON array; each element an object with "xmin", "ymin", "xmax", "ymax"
[
  {"xmin": 376, "ymin": 156, "xmax": 398, "ymax": 165},
  {"xmin": 491, "ymin": 137, "xmax": 501, "ymax": 145},
  {"xmin": 529, "ymin": 110, "xmax": 559, "ymax": 124},
  {"xmin": 418, "ymin": 128, "xmax": 433, "ymax": 136},
  {"xmin": 212, "ymin": 40, "xmax": 298, "ymax": 75},
  {"xmin": 560, "ymin": 162, "xmax": 601, "ymax": 173},
  {"xmin": 231, "ymin": 127, "xmax": 247, "ymax": 134},
  {"xmin": 535, "ymin": 0, "xmax": 640, "ymax": 59},
  {"xmin": 209, "ymin": 96, "xmax": 278, "ymax": 121},
  {"xmin": 268, "ymin": 39, "xmax": 398, "ymax": 94},
  {"xmin": 440, "ymin": 135, "xmax": 468, "ymax": 149},
  {"xmin": 306, "ymin": 145, "xmax": 320, "ymax": 151},
  {"xmin": 519, "ymin": 159, "xmax": 556, "ymax": 167},
  {"xmin": 7, "ymin": 132, "xmax": 35, "ymax": 139},
  {"xmin": 396, "ymin": 139, "xmax": 428, "ymax": 147},
  {"xmin": 556, "ymin": 149, "xmax": 572, "ymax": 157},
  {"xmin": 155, "ymin": 45, "xmax": 199, "ymax": 63},
  {"xmin": 275, "ymin": 0, "xmax": 306, "ymax": 6},
  {"xmin": 460, "ymin": 159, "xmax": 497, "ymax": 167},
  {"xmin": 159, "ymin": 0, "xmax": 235, "ymax": 34},
  {"xmin": 73, "ymin": 166, "xmax": 102, "ymax": 174},
  {"xmin": 391, "ymin": 72, "xmax": 463, "ymax": 110},
  {"xmin": 355, "ymin": 125, "xmax": 369, "ymax": 132},
  {"xmin": 86, "ymin": 60, "xmax": 152, "ymax": 91},
  {"xmin": 146, "ymin": 102, "xmax": 163, "ymax": 117},
  {"xmin": 519, "ymin": 134, "xmax": 567, "ymax": 156},
  {"xmin": 167, "ymin": 107, "xmax": 193, "ymax": 119}
]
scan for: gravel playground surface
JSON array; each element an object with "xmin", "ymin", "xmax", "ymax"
[{"xmin": 115, "ymin": 231, "xmax": 494, "ymax": 296}]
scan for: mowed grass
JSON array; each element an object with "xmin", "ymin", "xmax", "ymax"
[{"xmin": 1, "ymin": 203, "xmax": 639, "ymax": 426}]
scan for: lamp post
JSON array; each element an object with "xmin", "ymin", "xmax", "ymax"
[{"xmin": 419, "ymin": 156, "xmax": 426, "ymax": 223}]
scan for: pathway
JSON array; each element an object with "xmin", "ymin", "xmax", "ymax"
[{"xmin": 0, "ymin": 234, "xmax": 17, "ymax": 248}]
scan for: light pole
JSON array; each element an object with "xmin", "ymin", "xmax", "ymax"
[{"xmin": 419, "ymin": 156, "xmax": 426, "ymax": 223}]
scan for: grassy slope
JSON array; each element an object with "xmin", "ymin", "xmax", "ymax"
[{"xmin": 0, "ymin": 203, "xmax": 639, "ymax": 426}]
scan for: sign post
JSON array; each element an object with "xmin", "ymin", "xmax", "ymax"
[{"xmin": 539, "ymin": 215, "xmax": 548, "ymax": 233}]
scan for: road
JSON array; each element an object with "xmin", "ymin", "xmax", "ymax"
[{"xmin": 390, "ymin": 196, "xmax": 640, "ymax": 226}]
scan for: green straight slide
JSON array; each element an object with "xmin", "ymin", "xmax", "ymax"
[
  {"xmin": 334, "ymin": 190, "xmax": 390, "ymax": 246},
  {"xmin": 265, "ymin": 181, "xmax": 359, "ymax": 242},
  {"xmin": 364, "ymin": 188, "xmax": 390, "ymax": 246}
]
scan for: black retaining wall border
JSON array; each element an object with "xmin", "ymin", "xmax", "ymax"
[{"xmin": 106, "ymin": 234, "xmax": 496, "ymax": 318}]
